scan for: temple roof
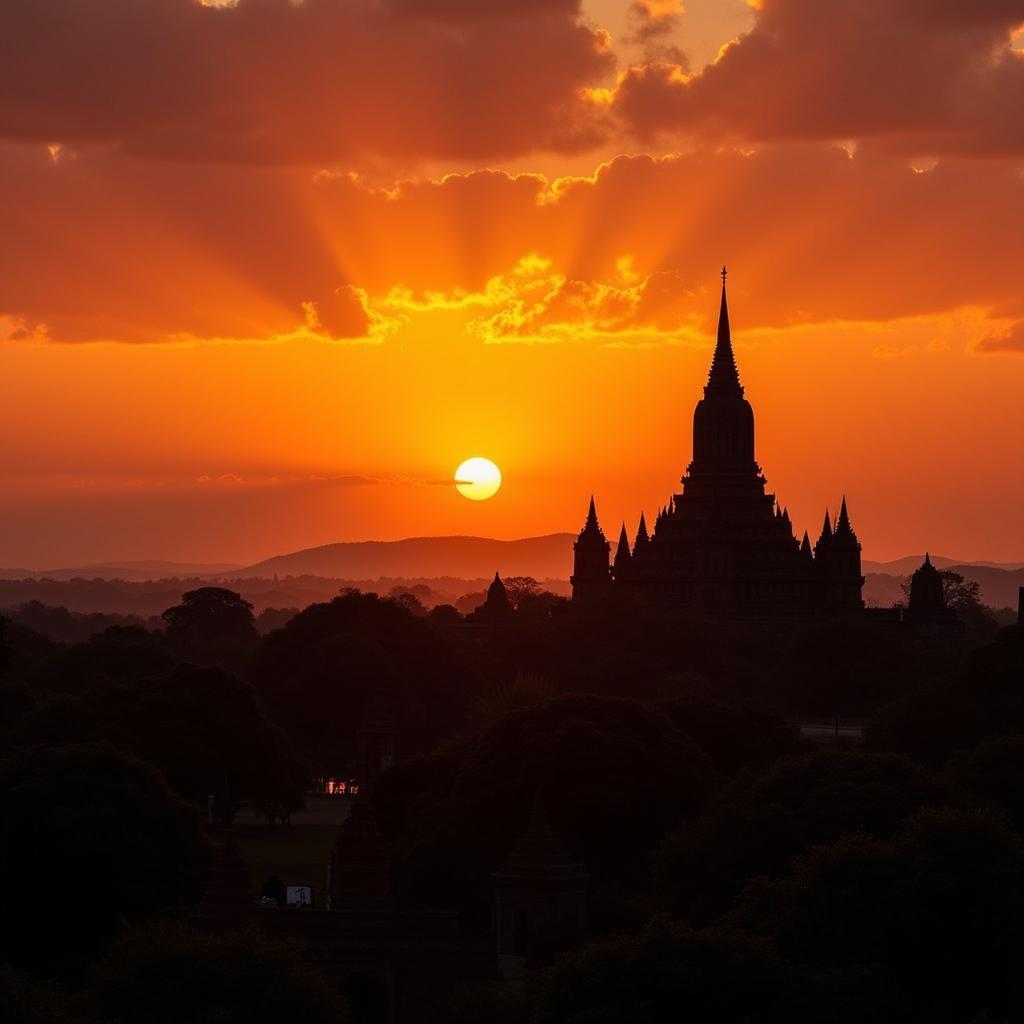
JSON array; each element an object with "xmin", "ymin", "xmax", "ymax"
[
  {"xmin": 494, "ymin": 797, "xmax": 589, "ymax": 885},
  {"xmin": 577, "ymin": 495, "xmax": 608, "ymax": 543}
]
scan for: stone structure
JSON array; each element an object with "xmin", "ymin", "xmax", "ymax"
[
  {"xmin": 470, "ymin": 571, "xmax": 515, "ymax": 623},
  {"xmin": 493, "ymin": 798, "xmax": 589, "ymax": 974},
  {"xmin": 904, "ymin": 553, "xmax": 959, "ymax": 632},
  {"xmin": 572, "ymin": 269, "xmax": 864, "ymax": 617}
]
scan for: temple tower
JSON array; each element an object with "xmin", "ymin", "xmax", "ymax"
[
  {"xmin": 471, "ymin": 572, "xmax": 515, "ymax": 623},
  {"xmin": 570, "ymin": 497, "xmax": 611, "ymax": 605},
  {"xmin": 819, "ymin": 498, "xmax": 865, "ymax": 611},
  {"xmin": 685, "ymin": 267, "xmax": 760, "ymax": 492}
]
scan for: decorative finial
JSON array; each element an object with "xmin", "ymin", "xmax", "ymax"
[{"xmin": 721, "ymin": 264, "xmax": 728, "ymax": 285}]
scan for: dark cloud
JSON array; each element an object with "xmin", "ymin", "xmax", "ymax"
[
  {"xmin": 0, "ymin": 0, "xmax": 613, "ymax": 163},
  {"xmin": 605, "ymin": 0, "xmax": 1024, "ymax": 155}
]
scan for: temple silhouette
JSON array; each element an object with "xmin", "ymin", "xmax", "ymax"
[{"xmin": 572, "ymin": 268, "xmax": 864, "ymax": 616}]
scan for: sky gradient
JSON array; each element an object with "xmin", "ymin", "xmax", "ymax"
[{"xmin": 2, "ymin": 0, "xmax": 1023, "ymax": 567}]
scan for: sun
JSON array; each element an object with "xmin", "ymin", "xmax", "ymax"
[{"xmin": 455, "ymin": 457, "xmax": 502, "ymax": 501}]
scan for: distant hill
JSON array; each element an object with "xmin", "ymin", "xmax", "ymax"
[
  {"xmin": 235, "ymin": 534, "xmax": 578, "ymax": 581},
  {"xmin": 864, "ymin": 564, "xmax": 1024, "ymax": 611},
  {"xmin": 2, "ymin": 537, "xmax": 1020, "ymax": 616},
  {"xmin": 862, "ymin": 554, "xmax": 1024, "ymax": 574},
  {"xmin": 0, "ymin": 560, "xmax": 243, "ymax": 582}
]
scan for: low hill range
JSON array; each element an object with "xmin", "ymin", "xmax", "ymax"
[
  {"xmin": 234, "ymin": 533, "xmax": 578, "ymax": 582},
  {"xmin": 1, "ymin": 536, "xmax": 1022, "ymax": 615}
]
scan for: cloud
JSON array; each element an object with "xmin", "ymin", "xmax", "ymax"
[
  {"xmin": 463, "ymin": 264, "xmax": 704, "ymax": 344},
  {"xmin": 598, "ymin": 0, "xmax": 1024, "ymax": 155},
  {"xmin": 974, "ymin": 320, "xmax": 1024, "ymax": 353},
  {"xmin": 301, "ymin": 285, "xmax": 405, "ymax": 342},
  {"xmin": 2, "ymin": 143, "xmax": 1024, "ymax": 345},
  {"xmin": 0, "ymin": 0, "xmax": 613, "ymax": 164},
  {"xmin": 624, "ymin": 0, "xmax": 687, "ymax": 63}
]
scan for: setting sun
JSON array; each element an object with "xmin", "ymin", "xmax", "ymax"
[{"xmin": 455, "ymin": 457, "xmax": 502, "ymax": 502}]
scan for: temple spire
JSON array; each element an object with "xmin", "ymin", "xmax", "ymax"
[
  {"xmin": 613, "ymin": 523, "xmax": 632, "ymax": 573},
  {"xmin": 800, "ymin": 530, "xmax": 813, "ymax": 559},
  {"xmin": 707, "ymin": 266, "xmax": 742, "ymax": 392},
  {"xmin": 835, "ymin": 496, "xmax": 851, "ymax": 533},
  {"xmin": 586, "ymin": 495, "xmax": 598, "ymax": 529}
]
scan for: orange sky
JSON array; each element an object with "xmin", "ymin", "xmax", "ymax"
[{"xmin": 1, "ymin": 0, "xmax": 1023, "ymax": 567}]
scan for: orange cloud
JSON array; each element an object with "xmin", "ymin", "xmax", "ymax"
[
  {"xmin": 3, "ymin": 143, "xmax": 1024, "ymax": 348},
  {"xmin": 974, "ymin": 321, "xmax": 1024, "ymax": 354}
]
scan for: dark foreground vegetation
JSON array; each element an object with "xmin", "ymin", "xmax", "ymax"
[{"xmin": 1, "ymin": 583, "xmax": 1022, "ymax": 1023}]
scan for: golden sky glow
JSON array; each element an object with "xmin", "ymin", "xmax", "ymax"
[{"xmin": 1, "ymin": 0, "xmax": 1023, "ymax": 566}]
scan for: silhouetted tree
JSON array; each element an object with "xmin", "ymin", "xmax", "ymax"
[
  {"xmin": 30, "ymin": 625, "xmax": 173, "ymax": 694},
  {"xmin": 162, "ymin": 587, "xmax": 258, "ymax": 669},
  {"xmin": 16, "ymin": 665, "xmax": 308, "ymax": 824},
  {"xmin": 249, "ymin": 590, "xmax": 474, "ymax": 778},
  {"xmin": 376, "ymin": 695, "xmax": 715, "ymax": 925},
  {"xmin": 390, "ymin": 591, "xmax": 427, "ymax": 617},
  {"xmin": 655, "ymin": 696, "xmax": 804, "ymax": 777},
  {"xmin": 254, "ymin": 606, "xmax": 299, "ymax": 634},
  {"xmin": 528, "ymin": 919, "xmax": 840, "ymax": 1024},
  {"xmin": 0, "ymin": 743, "xmax": 208, "ymax": 972},
  {"xmin": 81, "ymin": 924, "xmax": 350, "ymax": 1024},
  {"xmin": 655, "ymin": 750, "xmax": 948, "ymax": 923},
  {"xmin": 7, "ymin": 601, "xmax": 150, "ymax": 645},
  {"xmin": 502, "ymin": 576, "xmax": 541, "ymax": 609},
  {"xmin": 867, "ymin": 629, "xmax": 1024, "ymax": 762},
  {"xmin": 737, "ymin": 809, "xmax": 1024, "ymax": 1024},
  {"xmin": 428, "ymin": 603, "xmax": 462, "ymax": 625},
  {"xmin": 950, "ymin": 735, "xmax": 1024, "ymax": 829}
]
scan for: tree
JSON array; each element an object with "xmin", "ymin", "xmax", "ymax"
[
  {"xmin": 16, "ymin": 665, "xmax": 308, "ymax": 824},
  {"xmin": 737, "ymin": 810, "xmax": 1024, "ymax": 1024},
  {"xmin": 655, "ymin": 750, "xmax": 948, "ymax": 923},
  {"xmin": 428, "ymin": 603, "xmax": 462, "ymax": 625},
  {"xmin": 81, "ymin": 925, "xmax": 350, "ymax": 1024},
  {"xmin": 0, "ymin": 743, "xmax": 208, "ymax": 972},
  {"xmin": 502, "ymin": 576, "xmax": 541, "ymax": 609},
  {"xmin": 950, "ymin": 735, "xmax": 1024, "ymax": 829},
  {"xmin": 376, "ymin": 695, "xmax": 716, "ymax": 925},
  {"xmin": 390, "ymin": 591, "xmax": 427, "ymax": 617},
  {"xmin": 162, "ymin": 587, "xmax": 258, "ymax": 669},
  {"xmin": 529, "ymin": 919, "xmax": 837, "ymax": 1024},
  {"xmin": 254, "ymin": 606, "xmax": 299, "ymax": 634},
  {"xmin": 30, "ymin": 625, "xmax": 173, "ymax": 694},
  {"xmin": 249, "ymin": 590, "xmax": 474, "ymax": 778}
]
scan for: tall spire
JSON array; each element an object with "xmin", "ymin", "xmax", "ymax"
[
  {"xmin": 613, "ymin": 523, "xmax": 631, "ymax": 573},
  {"xmin": 835, "ymin": 496, "xmax": 851, "ymax": 533},
  {"xmin": 800, "ymin": 530, "xmax": 813, "ymax": 560},
  {"xmin": 707, "ymin": 265, "xmax": 742, "ymax": 392},
  {"xmin": 635, "ymin": 512, "xmax": 649, "ymax": 547},
  {"xmin": 586, "ymin": 495, "xmax": 598, "ymax": 529}
]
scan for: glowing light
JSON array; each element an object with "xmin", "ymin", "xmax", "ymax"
[{"xmin": 455, "ymin": 457, "xmax": 502, "ymax": 501}]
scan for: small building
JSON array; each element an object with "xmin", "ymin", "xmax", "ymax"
[{"xmin": 493, "ymin": 798, "xmax": 589, "ymax": 976}]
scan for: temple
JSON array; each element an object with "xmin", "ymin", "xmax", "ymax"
[{"xmin": 572, "ymin": 268, "xmax": 864, "ymax": 617}]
